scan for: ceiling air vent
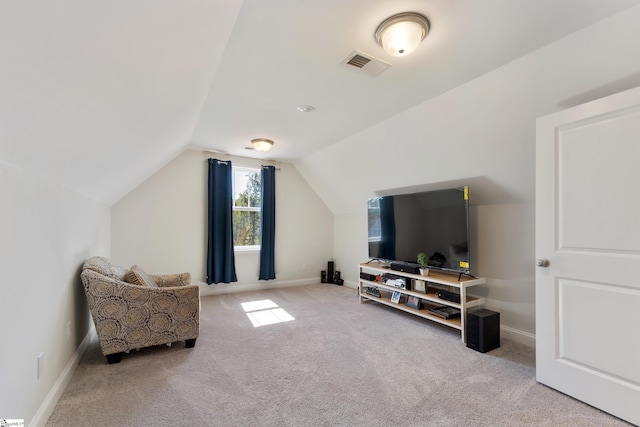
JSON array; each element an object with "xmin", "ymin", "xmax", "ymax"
[
  {"xmin": 347, "ymin": 54, "xmax": 370, "ymax": 68},
  {"xmin": 342, "ymin": 50, "xmax": 391, "ymax": 76}
]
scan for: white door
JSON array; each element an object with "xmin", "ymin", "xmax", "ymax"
[{"xmin": 536, "ymin": 85, "xmax": 640, "ymax": 426}]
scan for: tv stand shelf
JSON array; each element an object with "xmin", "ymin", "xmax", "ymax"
[{"xmin": 359, "ymin": 262, "xmax": 486, "ymax": 342}]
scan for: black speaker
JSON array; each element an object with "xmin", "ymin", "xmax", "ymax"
[
  {"xmin": 360, "ymin": 272, "xmax": 376, "ymax": 281},
  {"xmin": 327, "ymin": 261, "xmax": 334, "ymax": 284},
  {"xmin": 321, "ymin": 271, "xmax": 327, "ymax": 283},
  {"xmin": 334, "ymin": 271, "xmax": 341, "ymax": 283},
  {"xmin": 466, "ymin": 309, "xmax": 500, "ymax": 353}
]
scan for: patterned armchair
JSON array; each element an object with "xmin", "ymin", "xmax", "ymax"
[{"xmin": 80, "ymin": 256, "xmax": 200, "ymax": 363}]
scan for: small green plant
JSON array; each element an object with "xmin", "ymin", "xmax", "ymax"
[{"xmin": 417, "ymin": 252, "xmax": 428, "ymax": 268}]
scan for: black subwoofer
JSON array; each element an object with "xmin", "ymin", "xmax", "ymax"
[{"xmin": 466, "ymin": 309, "xmax": 500, "ymax": 353}]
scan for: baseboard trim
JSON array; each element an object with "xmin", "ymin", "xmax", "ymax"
[
  {"xmin": 343, "ymin": 280, "xmax": 358, "ymax": 290},
  {"xmin": 31, "ymin": 329, "xmax": 96, "ymax": 427},
  {"xmin": 199, "ymin": 277, "xmax": 319, "ymax": 296},
  {"xmin": 501, "ymin": 325, "xmax": 536, "ymax": 348}
]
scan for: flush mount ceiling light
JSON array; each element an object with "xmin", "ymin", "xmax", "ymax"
[
  {"xmin": 375, "ymin": 12, "xmax": 430, "ymax": 57},
  {"xmin": 251, "ymin": 138, "xmax": 274, "ymax": 152},
  {"xmin": 296, "ymin": 105, "xmax": 315, "ymax": 113}
]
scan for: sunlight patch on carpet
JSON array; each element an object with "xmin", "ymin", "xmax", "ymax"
[{"xmin": 241, "ymin": 299, "xmax": 295, "ymax": 327}]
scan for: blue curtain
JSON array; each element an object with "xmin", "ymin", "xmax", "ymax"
[
  {"xmin": 259, "ymin": 166, "xmax": 276, "ymax": 280},
  {"xmin": 206, "ymin": 159, "xmax": 237, "ymax": 284},
  {"xmin": 379, "ymin": 196, "xmax": 396, "ymax": 260}
]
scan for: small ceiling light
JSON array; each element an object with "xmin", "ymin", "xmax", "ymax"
[
  {"xmin": 296, "ymin": 105, "xmax": 316, "ymax": 113},
  {"xmin": 375, "ymin": 12, "xmax": 430, "ymax": 57},
  {"xmin": 251, "ymin": 138, "xmax": 274, "ymax": 152}
]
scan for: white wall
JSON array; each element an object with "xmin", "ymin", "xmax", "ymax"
[
  {"xmin": 0, "ymin": 160, "xmax": 110, "ymax": 425},
  {"xmin": 111, "ymin": 149, "xmax": 333, "ymax": 295},
  {"xmin": 295, "ymin": 6, "xmax": 640, "ymax": 345}
]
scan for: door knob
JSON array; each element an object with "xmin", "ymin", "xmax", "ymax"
[{"xmin": 536, "ymin": 259, "xmax": 550, "ymax": 267}]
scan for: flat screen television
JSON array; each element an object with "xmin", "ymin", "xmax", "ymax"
[{"xmin": 367, "ymin": 186, "xmax": 471, "ymax": 275}]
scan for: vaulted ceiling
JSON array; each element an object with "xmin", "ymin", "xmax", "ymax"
[{"xmin": 2, "ymin": 0, "xmax": 639, "ymax": 204}]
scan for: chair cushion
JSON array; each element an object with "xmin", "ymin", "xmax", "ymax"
[
  {"xmin": 125, "ymin": 265, "xmax": 158, "ymax": 288},
  {"xmin": 83, "ymin": 256, "xmax": 127, "ymax": 281}
]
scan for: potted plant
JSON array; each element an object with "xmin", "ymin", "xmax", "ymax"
[{"xmin": 416, "ymin": 252, "xmax": 429, "ymax": 276}]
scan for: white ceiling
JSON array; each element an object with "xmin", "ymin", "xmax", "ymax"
[{"xmin": 2, "ymin": 0, "xmax": 639, "ymax": 204}]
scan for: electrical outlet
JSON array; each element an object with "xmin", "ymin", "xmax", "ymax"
[
  {"xmin": 301, "ymin": 264, "xmax": 307, "ymax": 271},
  {"xmin": 66, "ymin": 321, "xmax": 71, "ymax": 341},
  {"xmin": 37, "ymin": 352, "xmax": 45, "ymax": 380}
]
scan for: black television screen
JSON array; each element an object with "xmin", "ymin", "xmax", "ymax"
[{"xmin": 367, "ymin": 186, "xmax": 470, "ymax": 275}]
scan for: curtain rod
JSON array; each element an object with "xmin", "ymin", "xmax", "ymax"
[{"xmin": 207, "ymin": 158, "xmax": 280, "ymax": 170}]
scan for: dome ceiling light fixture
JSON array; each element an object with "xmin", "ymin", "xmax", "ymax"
[
  {"xmin": 375, "ymin": 12, "xmax": 430, "ymax": 57},
  {"xmin": 251, "ymin": 138, "xmax": 274, "ymax": 152},
  {"xmin": 296, "ymin": 105, "xmax": 315, "ymax": 113}
]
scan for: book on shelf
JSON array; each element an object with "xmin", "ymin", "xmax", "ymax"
[{"xmin": 428, "ymin": 306, "xmax": 461, "ymax": 319}]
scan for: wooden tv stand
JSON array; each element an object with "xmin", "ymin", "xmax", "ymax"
[{"xmin": 358, "ymin": 261, "xmax": 486, "ymax": 343}]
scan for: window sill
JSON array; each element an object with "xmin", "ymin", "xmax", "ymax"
[{"xmin": 234, "ymin": 246, "xmax": 260, "ymax": 254}]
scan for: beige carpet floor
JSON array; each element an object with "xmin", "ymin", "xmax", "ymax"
[{"xmin": 46, "ymin": 284, "xmax": 631, "ymax": 426}]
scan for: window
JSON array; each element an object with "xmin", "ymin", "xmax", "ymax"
[
  {"xmin": 368, "ymin": 197, "xmax": 381, "ymax": 242},
  {"xmin": 232, "ymin": 166, "xmax": 261, "ymax": 249}
]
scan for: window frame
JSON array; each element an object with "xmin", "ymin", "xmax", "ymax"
[{"xmin": 232, "ymin": 166, "xmax": 261, "ymax": 252}]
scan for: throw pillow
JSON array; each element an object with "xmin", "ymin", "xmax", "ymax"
[{"xmin": 125, "ymin": 265, "xmax": 158, "ymax": 288}]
